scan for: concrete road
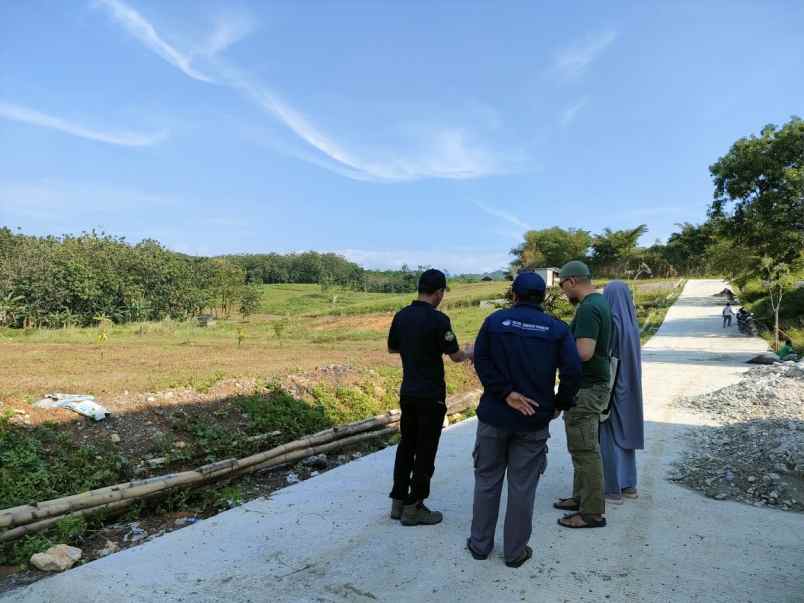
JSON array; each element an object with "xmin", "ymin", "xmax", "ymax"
[{"xmin": 4, "ymin": 280, "xmax": 802, "ymax": 602}]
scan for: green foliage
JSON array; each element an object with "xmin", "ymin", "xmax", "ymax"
[
  {"xmin": 0, "ymin": 419, "xmax": 126, "ymax": 508},
  {"xmin": 311, "ymin": 385, "xmax": 385, "ymax": 425},
  {"xmin": 589, "ymin": 225, "xmax": 649, "ymax": 276},
  {"xmin": 238, "ymin": 285, "xmax": 261, "ymax": 320},
  {"xmin": 4, "ymin": 535, "xmax": 52, "ymax": 566},
  {"xmin": 660, "ymin": 222, "xmax": 715, "ymax": 276},
  {"xmin": 54, "ymin": 515, "xmax": 88, "ymax": 543},
  {"xmin": 0, "ymin": 229, "xmax": 247, "ymax": 328},
  {"xmin": 238, "ymin": 386, "xmax": 331, "ymax": 439},
  {"xmin": 260, "ymin": 282, "xmax": 506, "ymax": 318},
  {"xmin": 227, "ymin": 251, "xmax": 364, "ymax": 287},
  {"xmin": 203, "ymin": 484, "xmax": 243, "ymax": 511},
  {"xmin": 709, "ymin": 116, "xmax": 804, "ymax": 266},
  {"xmin": 511, "ymin": 227, "xmax": 592, "ymax": 271},
  {"xmin": 239, "ymin": 285, "xmax": 262, "ymax": 318},
  {"xmin": 746, "ymin": 280, "xmax": 804, "ymax": 324},
  {"xmin": 502, "ymin": 285, "xmax": 574, "ymax": 322},
  {"xmin": 271, "ymin": 316, "xmax": 289, "ymax": 343}
]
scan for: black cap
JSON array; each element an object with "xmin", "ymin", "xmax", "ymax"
[
  {"xmin": 512, "ymin": 272, "xmax": 546, "ymax": 295},
  {"xmin": 418, "ymin": 269, "xmax": 447, "ymax": 294}
]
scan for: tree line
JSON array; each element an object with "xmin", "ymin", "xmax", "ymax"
[
  {"xmin": 0, "ymin": 232, "xmax": 431, "ymax": 328},
  {"xmin": 0, "ymin": 230, "xmax": 252, "ymax": 328},
  {"xmin": 223, "ymin": 253, "xmax": 431, "ymax": 293},
  {"xmin": 511, "ymin": 116, "xmax": 803, "ymax": 346}
]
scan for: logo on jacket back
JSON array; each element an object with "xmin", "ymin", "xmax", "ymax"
[{"xmin": 501, "ymin": 319, "xmax": 549, "ymax": 332}]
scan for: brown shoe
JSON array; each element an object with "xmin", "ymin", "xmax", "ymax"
[
  {"xmin": 622, "ymin": 488, "xmax": 639, "ymax": 499},
  {"xmin": 390, "ymin": 499, "xmax": 404, "ymax": 520},
  {"xmin": 401, "ymin": 502, "xmax": 443, "ymax": 526}
]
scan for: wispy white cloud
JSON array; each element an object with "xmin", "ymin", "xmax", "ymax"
[
  {"xmin": 0, "ymin": 101, "xmax": 166, "ymax": 147},
  {"xmin": 94, "ymin": 0, "xmax": 214, "ymax": 82},
  {"xmin": 559, "ymin": 98, "xmax": 588, "ymax": 127},
  {"xmin": 337, "ymin": 247, "xmax": 511, "ymax": 274},
  {"xmin": 95, "ymin": 0, "xmax": 519, "ymax": 182},
  {"xmin": 217, "ymin": 64, "xmax": 513, "ymax": 182},
  {"xmin": 473, "ymin": 201, "xmax": 531, "ymax": 231},
  {"xmin": 201, "ymin": 12, "xmax": 256, "ymax": 57},
  {"xmin": 554, "ymin": 31, "xmax": 617, "ymax": 79}
]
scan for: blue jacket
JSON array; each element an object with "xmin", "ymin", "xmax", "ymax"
[{"xmin": 474, "ymin": 303, "xmax": 582, "ymax": 432}]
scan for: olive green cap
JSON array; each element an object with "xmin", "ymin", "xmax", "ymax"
[{"xmin": 559, "ymin": 260, "xmax": 592, "ymax": 279}]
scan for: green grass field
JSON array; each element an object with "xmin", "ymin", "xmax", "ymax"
[
  {"xmin": 0, "ymin": 278, "xmax": 682, "ymax": 399},
  {"xmin": 258, "ymin": 281, "xmax": 508, "ymax": 317}
]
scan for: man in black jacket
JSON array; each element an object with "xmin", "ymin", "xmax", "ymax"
[
  {"xmin": 387, "ymin": 269, "xmax": 473, "ymax": 526},
  {"xmin": 467, "ymin": 272, "xmax": 582, "ymax": 567}
]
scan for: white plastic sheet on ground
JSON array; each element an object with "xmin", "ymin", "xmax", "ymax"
[{"xmin": 33, "ymin": 394, "xmax": 110, "ymax": 421}]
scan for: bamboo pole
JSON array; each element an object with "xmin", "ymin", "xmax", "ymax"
[
  {"xmin": 241, "ymin": 426, "xmax": 399, "ymax": 476},
  {"xmin": 0, "ymin": 426, "xmax": 399, "ymax": 543},
  {"xmin": 0, "ymin": 500, "xmax": 132, "ymax": 544},
  {"xmin": 0, "ymin": 410, "xmax": 403, "ymax": 530},
  {"xmin": 0, "ymin": 390, "xmax": 481, "ymax": 536}
]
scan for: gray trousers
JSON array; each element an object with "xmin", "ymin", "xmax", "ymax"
[{"xmin": 469, "ymin": 421, "xmax": 548, "ymax": 562}]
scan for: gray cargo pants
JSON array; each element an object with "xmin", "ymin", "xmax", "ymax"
[{"xmin": 469, "ymin": 421, "xmax": 549, "ymax": 563}]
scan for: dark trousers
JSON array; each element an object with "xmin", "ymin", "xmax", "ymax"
[
  {"xmin": 389, "ymin": 397, "xmax": 447, "ymax": 504},
  {"xmin": 723, "ymin": 315, "xmax": 732, "ymax": 327},
  {"xmin": 469, "ymin": 421, "xmax": 548, "ymax": 562}
]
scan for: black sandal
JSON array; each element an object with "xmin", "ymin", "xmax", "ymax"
[
  {"xmin": 553, "ymin": 497, "xmax": 580, "ymax": 511},
  {"xmin": 557, "ymin": 512, "xmax": 607, "ymax": 529},
  {"xmin": 505, "ymin": 545, "xmax": 533, "ymax": 568}
]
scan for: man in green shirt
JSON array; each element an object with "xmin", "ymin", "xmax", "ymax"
[
  {"xmin": 777, "ymin": 338, "xmax": 798, "ymax": 361},
  {"xmin": 554, "ymin": 260, "xmax": 612, "ymax": 529}
]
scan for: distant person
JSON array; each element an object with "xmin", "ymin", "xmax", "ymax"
[
  {"xmin": 722, "ymin": 302, "xmax": 735, "ymax": 328},
  {"xmin": 387, "ymin": 269, "xmax": 473, "ymax": 526},
  {"xmin": 554, "ymin": 260, "xmax": 612, "ymax": 529},
  {"xmin": 777, "ymin": 338, "xmax": 798, "ymax": 361},
  {"xmin": 467, "ymin": 272, "xmax": 581, "ymax": 567},
  {"xmin": 600, "ymin": 281, "xmax": 644, "ymax": 504}
]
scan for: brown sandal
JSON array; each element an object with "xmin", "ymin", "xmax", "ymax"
[
  {"xmin": 553, "ymin": 497, "xmax": 580, "ymax": 511},
  {"xmin": 558, "ymin": 512, "xmax": 607, "ymax": 529}
]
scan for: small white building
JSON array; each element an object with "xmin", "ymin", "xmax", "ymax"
[{"xmin": 534, "ymin": 267, "xmax": 561, "ymax": 288}]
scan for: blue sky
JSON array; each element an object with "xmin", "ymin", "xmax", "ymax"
[{"xmin": 1, "ymin": 1, "xmax": 802, "ymax": 273}]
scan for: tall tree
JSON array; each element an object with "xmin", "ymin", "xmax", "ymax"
[
  {"xmin": 511, "ymin": 227, "xmax": 592, "ymax": 271},
  {"xmin": 709, "ymin": 116, "xmax": 804, "ymax": 265},
  {"xmin": 662, "ymin": 222, "xmax": 716, "ymax": 275},
  {"xmin": 590, "ymin": 225, "xmax": 648, "ymax": 275}
]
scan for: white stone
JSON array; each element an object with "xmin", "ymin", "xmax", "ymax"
[
  {"xmin": 97, "ymin": 540, "xmax": 120, "ymax": 557},
  {"xmin": 30, "ymin": 545, "xmax": 82, "ymax": 572}
]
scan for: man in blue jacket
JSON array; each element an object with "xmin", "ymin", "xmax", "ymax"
[{"xmin": 467, "ymin": 272, "xmax": 582, "ymax": 568}]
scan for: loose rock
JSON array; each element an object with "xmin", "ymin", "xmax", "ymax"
[
  {"xmin": 30, "ymin": 545, "xmax": 82, "ymax": 572},
  {"xmin": 97, "ymin": 540, "xmax": 120, "ymax": 557},
  {"xmin": 672, "ymin": 363, "xmax": 804, "ymax": 512}
]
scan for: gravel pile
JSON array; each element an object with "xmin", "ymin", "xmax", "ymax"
[{"xmin": 670, "ymin": 361, "xmax": 804, "ymax": 512}]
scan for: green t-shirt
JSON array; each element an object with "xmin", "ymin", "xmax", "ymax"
[
  {"xmin": 777, "ymin": 343, "xmax": 794, "ymax": 358},
  {"xmin": 570, "ymin": 292, "xmax": 612, "ymax": 387}
]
